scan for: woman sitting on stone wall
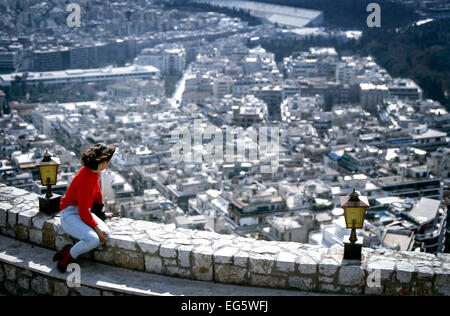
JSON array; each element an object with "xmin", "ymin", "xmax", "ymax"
[{"xmin": 54, "ymin": 143, "xmax": 116, "ymax": 272}]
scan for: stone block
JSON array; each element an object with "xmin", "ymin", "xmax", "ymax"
[
  {"xmin": 249, "ymin": 273, "xmax": 286, "ymax": 288},
  {"xmin": 318, "ymin": 275, "xmax": 334, "ymax": 283},
  {"xmin": 395, "ymin": 261, "xmax": 415, "ymax": 284},
  {"xmin": 436, "ymin": 253, "xmax": 450, "ymax": 261},
  {"xmin": 434, "ymin": 271, "xmax": 450, "ymax": 296},
  {"xmin": 252, "ymin": 245, "xmax": 281, "ymax": 254},
  {"xmin": 5, "ymin": 265, "xmax": 16, "ymax": 281},
  {"xmin": 178, "ymin": 245, "xmax": 194, "ymax": 268},
  {"xmin": 162, "ymin": 258, "xmax": 177, "ymax": 266},
  {"xmin": 411, "ymin": 281, "xmax": 433, "ymax": 296},
  {"xmin": 4, "ymin": 228, "xmax": 15, "ymax": 238},
  {"xmin": 166, "ymin": 266, "xmax": 192, "ymax": 279},
  {"xmin": 4, "ymin": 280, "xmax": 18, "ymax": 295},
  {"xmin": 114, "ymin": 249, "xmax": 144, "ymax": 271},
  {"xmin": 416, "ymin": 266, "xmax": 434, "ymax": 281},
  {"xmin": 384, "ymin": 284, "xmax": 411, "ymax": 296},
  {"xmin": 18, "ymin": 268, "xmax": 33, "ymax": 278},
  {"xmin": 18, "ymin": 276, "xmax": 30, "ymax": 290},
  {"xmin": 249, "ymin": 254, "xmax": 274, "ymax": 275},
  {"xmin": 364, "ymin": 284, "xmax": 384, "ymax": 295},
  {"xmin": 20, "ymin": 192, "xmax": 39, "ymax": 202},
  {"xmin": 318, "ymin": 283, "xmax": 342, "ymax": 294},
  {"xmin": 10, "ymin": 187, "xmax": 29, "ymax": 197},
  {"xmin": 42, "ymin": 223, "xmax": 56, "ymax": 250},
  {"xmin": 367, "ymin": 259, "xmax": 396, "ymax": 281},
  {"xmin": 159, "ymin": 243, "xmax": 178, "ymax": 259},
  {"xmin": 15, "ymin": 225, "xmax": 29, "ymax": 242},
  {"xmin": 29, "ymin": 229, "xmax": 43, "ymax": 245},
  {"xmin": 31, "ymin": 276, "xmax": 52, "ymax": 295},
  {"xmin": 0, "ymin": 201, "xmax": 14, "ymax": 212},
  {"xmin": 192, "ymin": 246, "xmax": 214, "ymax": 281},
  {"xmin": 0, "ymin": 204, "xmax": 12, "ymax": 227},
  {"xmin": 144, "ymin": 255, "xmax": 163, "ymax": 274},
  {"xmin": 108, "ymin": 234, "xmax": 137, "ymax": 251},
  {"xmin": 53, "ymin": 281, "xmax": 70, "ymax": 296},
  {"xmin": 338, "ymin": 265, "xmax": 366, "ymax": 286},
  {"xmin": 18, "ymin": 209, "xmax": 39, "ymax": 227},
  {"xmin": 234, "ymin": 252, "xmax": 249, "ymax": 268},
  {"xmin": 51, "ymin": 217, "xmax": 65, "ymax": 235},
  {"xmin": 32, "ymin": 213, "xmax": 52, "ymax": 230},
  {"xmin": 93, "ymin": 248, "xmax": 114, "ymax": 264},
  {"xmin": 136, "ymin": 238, "xmax": 160, "ymax": 255},
  {"xmin": 213, "ymin": 247, "xmax": 239, "ymax": 265},
  {"xmin": 318, "ymin": 259, "xmax": 339, "ymax": 277},
  {"xmin": 297, "ymin": 255, "xmax": 317, "ymax": 275},
  {"xmin": 344, "ymin": 287, "xmax": 364, "ymax": 295},
  {"xmin": 214, "ymin": 264, "xmax": 248, "ymax": 284},
  {"xmin": 288, "ymin": 276, "xmax": 316, "ymax": 292},
  {"xmin": 7, "ymin": 209, "xmax": 19, "ymax": 228},
  {"xmin": 275, "ymin": 251, "xmax": 297, "ymax": 272}
]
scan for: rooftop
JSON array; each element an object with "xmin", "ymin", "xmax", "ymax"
[
  {"xmin": 408, "ymin": 197, "xmax": 441, "ymax": 224},
  {"xmin": 0, "ymin": 65, "xmax": 160, "ymax": 84},
  {"xmin": 381, "ymin": 230, "xmax": 415, "ymax": 251}
]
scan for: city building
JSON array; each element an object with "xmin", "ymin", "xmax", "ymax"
[
  {"xmin": 388, "ymin": 79, "xmax": 422, "ymax": 100},
  {"xmin": 228, "ymin": 186, "xmax": 287, "ymax": 227},
  {"xmin": 0, "ymin": 47, "xmax": 23, "ymax": 74},
  {"xmin": 402, "ymin": 197, "xmax": 447, "ymax": 253},
  {"xmin": 259, "ymin": 213, "xmax": 315, "ymax": 243},
  {"xmin": 0, "ymin": 65, "xmax": 160, "ymax": 92},
  {"xmin": 232, "ymin": 95, "xmax": 268, "ymax": 128},
  {"xmin": 359, "ymin": 83, "xmax": 389, "ymax": 113},
  {"xmin": 135, "ymin": 43, "xmax": 186, "ymax": 75},
  {"xmin": 213, "ymin": 75, "xmax": 232, "ymax": 99}
]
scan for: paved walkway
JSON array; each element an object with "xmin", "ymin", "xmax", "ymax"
[{"xmin": 0, "ymin": 235, "xmax": 333, "ymax": 296}]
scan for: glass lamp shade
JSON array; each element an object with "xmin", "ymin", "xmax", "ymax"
[
  {"xmin": 343, "ymin": 206, "xmax": 367, "ymax": 229},
  {"xmin": 38, "ymin": 164, "xmax": 59, "ymax": 186},
  {"xmin": 340, "ymin": 189, "xmax": 370, "ymax": 229},
  {"xmin": 37, "ymin": 152, "xmax": 60, "ymax": 186}
]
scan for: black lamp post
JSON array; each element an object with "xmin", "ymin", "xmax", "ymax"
[
  {"xmin": 340, "ymin": 189, "xmax": 369, "ymax": 260},
  {"xmin": 37, "ymin": 150, "xmax": 61, "ymax": 214}
]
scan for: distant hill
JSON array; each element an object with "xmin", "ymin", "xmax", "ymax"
[{"xmin": 249, "ymin": 0, "xmax": 420, "ymax": 29}]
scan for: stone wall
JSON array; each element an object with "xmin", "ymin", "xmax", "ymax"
[
  {"xmin": 0, "ymin": 262, "xmax": 125, "ymax": 296},
  {"xmin": 1, "ymin": 183, "xmax": 449, "ymax": 295}
]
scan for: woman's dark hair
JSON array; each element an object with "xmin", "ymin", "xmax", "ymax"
[{"xmin": 81, "ymin": 143, "xmax": 116, "ymax": 170}]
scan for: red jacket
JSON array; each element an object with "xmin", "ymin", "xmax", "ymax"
[{"xmin": 60, "ymin": 166, "xmax": 102, "ymax": 228}]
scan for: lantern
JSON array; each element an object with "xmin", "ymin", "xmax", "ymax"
[
  {"xmin": 37, "ymin": 150, "xmax": 61, "ymax": 214},
  {"xmin": 340, "ymin": 189, "xmax": 369, "ymax": 260}
]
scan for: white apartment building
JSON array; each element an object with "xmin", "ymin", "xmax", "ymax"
[
  {"xmin": 213, "ymin": 75, "xmax": 233, "ymax": 99},
  {"xmin": 359, "ymin": 83, "xmax": 388, "ymax": 113},
  {"xmin": 285, "ymin": 58, "xmax": 318, "ymax": 78},
  {"xmin": 335, "ymin": 62, "xmax": 357, "ymax": 84},
  {"xmin": 135, "ymin": 44, "xmax": 186, "ymax": 75},
  {"xmin": 410, "ymin": 124, "xmax": 448, "ymax": 151}
]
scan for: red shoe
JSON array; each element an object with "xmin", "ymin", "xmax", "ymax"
[
  {"xmin": 53, "ymin": 244, "xmax": 73, "ymax": 262},
  {"xmin": 57, "ymin": 251, "xmax": 74, "ymax": 273}
]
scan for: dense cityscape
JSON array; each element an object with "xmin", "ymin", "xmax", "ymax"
[{"xmin": 0, "ymin": 0, "xmax": 450, "ymax": 297}]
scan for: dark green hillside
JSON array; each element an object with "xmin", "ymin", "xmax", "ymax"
[
  {"xmin": 354, "ymin": 19, "xmax": 450, "ymax": 108},
  {"xmin": 239, "ymin": 0, "xmax": 419, "ymax": 29}
]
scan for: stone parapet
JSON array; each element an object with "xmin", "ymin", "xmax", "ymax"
[{"xmin": 1, "ymin": 183, "xmax": 449, "ymax": 295}]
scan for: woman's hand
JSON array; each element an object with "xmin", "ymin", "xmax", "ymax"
[
  {"xmin": 105, "ymin": 212, "xmax": 114, "ymax": 219},
  {"xmin": 94, "ymin": 226, "xmax": 108, "ymax": 243}
]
